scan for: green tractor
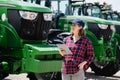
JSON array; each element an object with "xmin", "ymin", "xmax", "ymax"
[
  {"xmin": 58, "ymin": 16, "xmax": 120, "ymax": 76},
  {"xmin": 0, "ymin": 0, "xmax": 63, "ymax": 80},
  {"xmin": 49, "ymin": 0, "xmax": 120, "ymax": 76},
  {"xmin": 69, "ymin": 1, "xmax": 120, "ymax": 60}
]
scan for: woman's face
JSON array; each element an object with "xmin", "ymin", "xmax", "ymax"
[{"xmin": 71, "ymin": 24, "xmax": 82, "ymax": 35}]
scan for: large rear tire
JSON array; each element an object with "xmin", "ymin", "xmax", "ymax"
[
  {"xmin": 90, "ymin": 61, "xmax": 119, "ymax": 76},
  {"xmin": 90, "ymin": 46, "xmax": 120, "ymax": 76},
  {"xmin": 27, "ymin": 72, "xmax": 61, "ymax": 80}
]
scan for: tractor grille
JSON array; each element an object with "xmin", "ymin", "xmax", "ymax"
[
  {"xmin": 88, "ymin": 22, "xmax": 113, "ymax": 41},
  {"xmin": 7, "ymin": 10, "xmax": 51, "ymax": 40}
]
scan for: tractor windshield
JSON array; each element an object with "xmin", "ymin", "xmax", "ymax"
[{"xmin": 86, "ymin": 6, "xmax": 101, "ymax": 17}]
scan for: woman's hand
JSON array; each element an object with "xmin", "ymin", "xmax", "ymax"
[
  {"xmin": 78, "ymin": 61, "xmax": 87, "ymax": 70},
  {"xmin": 59, "ymin": 48, "xmax": 66, "ymax": 56}
]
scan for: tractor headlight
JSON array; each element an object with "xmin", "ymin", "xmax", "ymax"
[
  {"xmin": 98, "ymin": 24, "xmax": 108, "ymax": 29},
  {"xmin": 19, "ymin": 11, "xmax": 38, "ymax": 20},
  {"xmin": 43, "ymin": 13, "xmax": 52, "ymax": 21}
]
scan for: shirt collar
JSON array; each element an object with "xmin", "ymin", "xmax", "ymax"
[{"xmin": 70, "ymin": 35, "xmax": 85, "ymax": 41}]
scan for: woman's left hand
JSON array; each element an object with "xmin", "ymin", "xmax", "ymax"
[{"xmin": 78, "ymin": 61, "xmax": 87, "ymax": 70}]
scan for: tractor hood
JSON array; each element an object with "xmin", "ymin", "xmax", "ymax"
[
  {"xmin": 0, "ymin": 0, "xmax": 51, "ymax": 12},
  {"xmin": 59, "ymin": 16, "xmax": 113, "ymax": 24}
]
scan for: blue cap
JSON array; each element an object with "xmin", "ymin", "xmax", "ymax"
[{"xmin": 69, "ymin": 19, "xmax": 85, "ymax": 27}]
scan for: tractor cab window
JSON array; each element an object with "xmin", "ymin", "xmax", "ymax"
[
  {"xmin": 73, "ymin": 6, "xmax": 80, "ymax": 15},
  {"xmin": 111, "ymin": 13, "xmax": 120, "ymax": 21},
  {"xmin": 86, "ymin": 6, "xmax": 101, "ymax": 17},
  {"xmin": 41, "ymin": 0, "xmax": 69, "ymax": 16},
  {"xmin": 101, "ymin": 12, "xmax": 112, "ymax": 20},
  {"xmin": 105, "ymin": 13, "xmax": 119, "ymax": 21},
  {"xmin": 107, "ymin": 14, "xmax": 112, "ymax": 20}
]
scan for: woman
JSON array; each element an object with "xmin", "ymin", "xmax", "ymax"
[{"xmin": 59, "ymin": 19, "xmax": 94, "ymax": 80}]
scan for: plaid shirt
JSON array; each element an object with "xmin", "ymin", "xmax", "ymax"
[{"xmin": 61, "ymin": 35, "xmax": 94, "ymax": 74}]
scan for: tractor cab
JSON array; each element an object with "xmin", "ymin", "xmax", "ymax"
[
  {"xmin": 72, "ymin": 2, "xmax": 102, "ymax": 17},
  {"xmin": 102, "ymin": 10, "xmax": 120, "ymax": 21},
  {"xmin": 82, "ymin": 3, "xmax": 101, "ymax": 17},
  {"xmin": 71, "ymin": 1, "xmax": 120, "ymax": 21},
  {"xmin": 100, "ymin": 2, "xmax": 120, "ymax": 21}
]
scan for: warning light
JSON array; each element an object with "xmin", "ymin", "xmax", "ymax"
[{"xmin": 103, "ymin": 1, "xmax": 106, "ymax": 5}]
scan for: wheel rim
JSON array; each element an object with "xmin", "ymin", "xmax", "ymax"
[{"xmin": 94, "ymin": 61, "xmax": 109, "ymax": 69}]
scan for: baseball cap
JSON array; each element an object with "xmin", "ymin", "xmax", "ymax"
[{"xmin": 69, "ymin": 19, "xmax": 85, "ymax": 27}]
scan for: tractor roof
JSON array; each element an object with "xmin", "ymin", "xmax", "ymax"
[{"xmin": 0, "ymin": 0, "xmax": 51, "ymax": 12}]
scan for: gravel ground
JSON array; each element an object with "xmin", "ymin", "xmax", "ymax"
[{"xmin": 3, "ymin": 68, "xmax": 120, "ymax": 80}]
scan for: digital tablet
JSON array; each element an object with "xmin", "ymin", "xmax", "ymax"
[{"xmin": 56, "ymin": 44, "xmax": 72, "ymax": 54}]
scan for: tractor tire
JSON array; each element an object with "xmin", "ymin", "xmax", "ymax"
[
  {"xmin": 27, "ymin": 72, "xmax": 61, "ymax": 80},
  {"xmin": 90, "ymin": 61, "xmax": 119, "ymax": 76},
  {"xmin": 116, "ymin": 46, "xmax": 120, "ymax": 66},
  {"xmin": 0, "ymin": 73, "xmax": 9, "ymax": 80},
  {"xmin": 90, "ymin": 46, "xmax": 120, "ymax": 76}
]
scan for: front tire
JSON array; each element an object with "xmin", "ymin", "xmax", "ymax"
[{"xmin": 90, "ymin": 46, "xmax": 120, "ymax": 76}]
